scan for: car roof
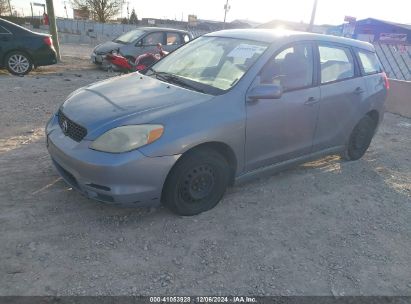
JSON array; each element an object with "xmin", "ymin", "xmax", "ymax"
[
  {"xmin": 205, "ymin": 29, "xmax": 375, "ymax": 52},
  {"xmin": 138, "ymin": 27, "xmax": 190, "ymax": 34}
]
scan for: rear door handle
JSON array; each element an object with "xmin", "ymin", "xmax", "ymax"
[
  {"xmin": 304, "ymin": 97, "xmax": 319, "ymax": 106},
  {"xmin": 353, "ymin": 87, "xmax": 365, "ymax": 95}
]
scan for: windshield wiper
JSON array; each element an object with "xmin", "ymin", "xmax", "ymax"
[{"xmin": 148, "ymin": 69, "xmax": 205, "ymax": 93}]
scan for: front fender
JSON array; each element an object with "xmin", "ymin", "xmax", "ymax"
[{"xmin": 138, "ymin": 94, "xmax": 246, "ymax": 174}]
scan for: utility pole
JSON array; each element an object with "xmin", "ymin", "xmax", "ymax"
[
  {"xmin": 63, "ymin": 1, "xmax": 68, "ymax": 18},
  {"xmin": 45, "ymin": 0, "xmax": 61, "ymax": 61},
  {"xmin": 30, "ymin": 3, "xmax": 34, "ymax": 20},
  {"xmin": 223, "ymin": 0, "xmax": 230, "ymax": 28},
  {"xmin": 7, "ymin": 0, "xmax": 12, "ymax": 15},
  {"xmin": 307, "ymin": 0, "xmax": 318, "ymax": 32},
  {"xmin": 126, "ymin": 2, "xmax": 129, "ymax": 21}
]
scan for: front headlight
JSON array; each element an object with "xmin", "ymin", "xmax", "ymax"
[{"xmin": 90, "ymin": 125, "xmax": 164, "ymax": 153}]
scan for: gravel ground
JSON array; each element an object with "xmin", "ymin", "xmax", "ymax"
[{"xmin": 0, "ymin": 56, "xmax": 410, "ymax": 296}]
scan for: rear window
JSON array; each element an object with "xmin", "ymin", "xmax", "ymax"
[
  {"xmin": 0, "ymin": 19, "xmax": 33, "ymax": 34},
  {"xmin": 358, "ymin": 50, "xmax": 382, "ymax": 75},
  {"xmin": 0, "ymin": 25, "xmax": 10, "ymax": 34}
]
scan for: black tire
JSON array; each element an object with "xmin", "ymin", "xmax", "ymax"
[
  {"xmin": 343, "ymin": 116, "xmax": 377, "ymax": 161},
  {"xmin": 5, "ymin": 51, "xmax": 32, "ymax": 76},
  {"xmin": 162, "ymin": 149, "xmax": 231, "ymax": 216}
]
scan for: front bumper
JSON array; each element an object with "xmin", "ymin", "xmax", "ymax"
[{"xmin": 46, "ymin": 116, "xmax": 180, "ymax": 206}]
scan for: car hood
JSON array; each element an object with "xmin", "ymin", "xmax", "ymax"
[
  {"xmin": 60, "ymin": 73, "xmax": 214, "ymax": 139},
  {"xmin": 94, "ymin": 41, "xmax": 123, "ymax": 54}
]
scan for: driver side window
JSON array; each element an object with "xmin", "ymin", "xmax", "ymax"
[
  {"xmin": 260, "ymin": 43, "xmax": 314, "ymax": 92},
  {"xmin": 142, "ymin": 32, "xmax": 164, "ymax": 46}
]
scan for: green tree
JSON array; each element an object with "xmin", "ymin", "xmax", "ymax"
[{"xmin": 129, "ymin": 8, "xmax": 138, "ymax": 24}]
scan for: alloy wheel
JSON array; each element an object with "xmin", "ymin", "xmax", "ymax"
[{"xmin": 8, "ymin": 54, "xmax": 30, "ymax": 74}]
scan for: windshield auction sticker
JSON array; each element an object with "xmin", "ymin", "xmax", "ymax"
[{"xmin": 228, "ymin": 44, "xmax": 267, "ymax": 59}]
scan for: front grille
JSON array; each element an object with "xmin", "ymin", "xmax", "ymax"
[{"xmin": 58, "ymin": 110, "xmax": 87, "ymax": 142}]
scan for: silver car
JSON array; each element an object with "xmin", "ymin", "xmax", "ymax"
[
  {"xmin": 90, "ymin": 27, "xmax": 192, "ymax": 67},
  {"xmin": 47, "ymin": 29, "xmax": 388, "ymax": 215}
]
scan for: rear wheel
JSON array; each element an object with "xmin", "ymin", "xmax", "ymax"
[
  {"xmin": 6, "ymin": 52, "xmax": 32, "ymax": 76},
  {"xmin": 162, "ymin": 149, "xmax": 230, "ymax": 216},
  {"xmin": 343, "ymin": 116, "xmax": 377, "ymax": 161}
]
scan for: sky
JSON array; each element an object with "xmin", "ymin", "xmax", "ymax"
[{"xmin": 10, "ymin": 0, "xmax": 411, "ymax": 26}]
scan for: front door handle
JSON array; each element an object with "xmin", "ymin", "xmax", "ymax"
[
  {"xmin": 304, "ymin": 97, "xmax": 319, "ymax": 106},
  {"xmin": 246, "ymin": 97, "xmax": 259, "ymax": 105},
  {"xmin": 354, "ymin": 87, "xmax": 365, "ymax": 95}
]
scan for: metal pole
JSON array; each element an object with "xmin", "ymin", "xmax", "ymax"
[
  {"xmin": 126, "ymin": 2, "xmax": 129, "ymax": 22},
  {"xmin": 223, "ymin": 0, "xmax": 229, "ymax": 28},
  {"xmin": 7, "ymin": 0, "xmax": 12, "ymax": 15},
  {"xmin": 308, "ymin": 0, "xmax": 318, "ymax": 32},
  {"xmin": 64, "ymin": 1, "xmax": 68, "ymax": 18},
  {"xmin": 45, "ymin": 0, "xmax": 61, "ymax": 61},
  {"xmin": 30, "ymin": 3, "xmax": 34, "ymax": 20}
]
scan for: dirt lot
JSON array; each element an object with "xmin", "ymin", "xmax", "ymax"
[{"xmin": 0, "ymin": 55, "xmax": 410, "ymax": 296}]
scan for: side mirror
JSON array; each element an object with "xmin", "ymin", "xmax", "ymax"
[
  {"xmin": 135, "ymin": 40, "xmax": 143, "ymax": 47},
  {"xmin": 248, "ymin": 84, "xmax": 283, "ymax": 100}
]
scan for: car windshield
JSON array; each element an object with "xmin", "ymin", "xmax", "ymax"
[
  {"xmin": 148, "ymin": 36, "xmax": 268, "ymax": 94},
  {"xmin": 114, "ymin": 29, "xmax": 146, "ymax": 44}
]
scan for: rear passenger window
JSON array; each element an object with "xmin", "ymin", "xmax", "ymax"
[
  {"xmin": 319, "ymin": 45, "xmax": 355, "ymax": 84},
  {"xmin": 358, "ymin": 50, "xmax": 382, "ymax": 74},
  {"xmin": 166, "ymin": 32, "xmax": 182, "ymax": 45}
]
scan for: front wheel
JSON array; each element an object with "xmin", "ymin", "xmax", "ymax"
[
  {"xmin": 343, "ymin": 116, "xmax": 377, "ymax": 161},
  {"xmin": 162, "ymin": 149, "xmax": 231, "ymax": 216},
  {"xmin": 6, "ymin": 52, "xmax": 32, "ymax": 76}
]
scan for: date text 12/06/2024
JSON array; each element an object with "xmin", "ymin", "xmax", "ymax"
[{"xmin": 149, "ymin": 297, "xmax": 257, "ymax": 303}]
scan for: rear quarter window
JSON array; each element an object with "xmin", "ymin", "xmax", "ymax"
[
  {"xmin": 182, "ymin": 34, "xmax": 190, "ymax": 43},
  {"xmin": 357, "ymin": 50, "xmax": 382, "ymax": 75}
]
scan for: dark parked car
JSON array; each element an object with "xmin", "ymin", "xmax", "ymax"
[
  {"xmin": 0, "ymin": 18, "xmax": 57, "ymax": 75},
  {"xmin": 91, "ymin": 27, "xmax": 192, "ymax": 68}
]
